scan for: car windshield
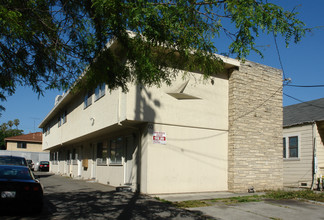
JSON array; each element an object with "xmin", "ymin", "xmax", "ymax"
[
  {"xmin": 0, "ymin": 157, "xmax": 27, "ymax": 166},
  {"xmin": 0, "ymin": 166, "xmax": 32, "ymax": 180},
  {"xmin": 40, "ymin": 161, "xmax": 49, "ymax": 165}
]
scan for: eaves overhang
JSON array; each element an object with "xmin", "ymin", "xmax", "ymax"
[{"xmin": 283, "ymin": 119, "xmax": 324, "ymax": 128}]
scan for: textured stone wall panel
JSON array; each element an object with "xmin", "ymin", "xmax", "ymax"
[{"xmin": 228, "ymin": 61, "xmax": 283, "ymax": 192}]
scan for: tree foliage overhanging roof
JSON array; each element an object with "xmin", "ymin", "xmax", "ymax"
[{"xmin": 0, "ymin": 0, "xmax": 306, "ymax": 111}]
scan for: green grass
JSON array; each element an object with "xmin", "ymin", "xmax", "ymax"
[
  {"xmin": 171, "ymin": 195, "xmax": 263, "ymax": 208},
  {"xmin": 265, "ymin": 189, "xmax": 324, "ymax": 202},
  {"xmin": 155, "ymin": 190, "xmax": 324, "ymax": 208}
]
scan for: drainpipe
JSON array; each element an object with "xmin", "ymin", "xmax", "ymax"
[
  {"xmin": 311, "ymin": 122, "xmax": 317, "ymax": 190},
  {"xmin": 117, "ymin": 88, "xmax": 122, "ymax": 125}
]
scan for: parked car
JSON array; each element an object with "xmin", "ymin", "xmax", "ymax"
[
  {"xmin": 0, "ymin": 165, "xmax": 43, "ymax": 213},
  {"xmin": 26, "ymin": 159, "xmax": 35, "ymax": 171},
  {"xmin": 0, "ymin": 155, "xmax": 28, "ymax": 167},
  {"xmin": 38, "ymin": 161, "xmax": 49, "ymax": 172}
]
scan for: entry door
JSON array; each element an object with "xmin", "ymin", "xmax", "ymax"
[{"xmin": 125, "ymin": 136, "xmax": 135, "ymax": 185}]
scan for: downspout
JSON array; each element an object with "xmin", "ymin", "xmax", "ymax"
[
  {"xmin": 311, "ymin": 121, "xmax": 317, "ymax": 190},
  {"xmin": 117, "ymin": 88, "xmax": 122, "ymax": 125}
]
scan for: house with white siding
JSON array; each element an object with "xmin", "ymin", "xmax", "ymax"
[
  {"xmin": 39, "ymin": 39, "xmax": 283, "ymax": 194},
  {"xmin": 283, "ymin": 98, "xmax": 324, "ymax": 189}
]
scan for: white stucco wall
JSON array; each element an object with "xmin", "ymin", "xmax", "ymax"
[
  {"xmin": 126, "ymin": 71, "xmax": 229, "ymax": 130},
  {"xmin": 140, "ymin": 123, "xmax": 228, "ymax": 194}
]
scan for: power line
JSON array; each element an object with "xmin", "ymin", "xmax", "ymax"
[
  {"xmin": 283, "ymin": 93, "xmax": 324, "ymax": 109},
  {"xmin": 285, "ymin": 84, "xmax": 324, "ymax": 88},
  {"xmin": 273, "ymin": 32, "xmax": 287, "ymax": 81}
]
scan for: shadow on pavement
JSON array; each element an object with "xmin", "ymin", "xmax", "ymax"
[{"xmin": 40, "ymin": 190, "xmax": 208, "ymax": 219}]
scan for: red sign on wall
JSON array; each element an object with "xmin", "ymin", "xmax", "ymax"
[{"xmin": 153, "ymin": 132, "xmax": 166, "ymax": 144}]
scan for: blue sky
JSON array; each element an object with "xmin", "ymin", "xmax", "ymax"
[{"xmin": 1, "ymin": 0, "xmax": 324, "ymax": 134}]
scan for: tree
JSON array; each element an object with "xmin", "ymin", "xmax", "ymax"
[
  {"xmin": 7, "ymin": 120, "xmax": 13, "ymax": 129},
  {"xmin": 0, "ymin": 0, "xmax": 307, "ymax": 110},
  {"xmin": 0, "ymin": 120, "xmax": 23, "ymax": 150},
  {"xmin": 14, "ymin": 119, "xmax": 20, "ymax": 129}
]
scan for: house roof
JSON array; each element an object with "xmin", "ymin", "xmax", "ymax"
[
  {"xmin": 4, "ymin": 132, "xmax": 42, "ymax": 143},
  {"xmin": 283, "ymin": 98, "xmax": 324, "ymax": 127}
]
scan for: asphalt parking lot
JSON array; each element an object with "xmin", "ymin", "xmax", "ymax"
[
  {"xmin": 1, "ymin": 172, "xmax": 324, "ymax": 219},
  {"xmin": 0, "ymin": 172, "xmax": 207, "ymax": 219}
]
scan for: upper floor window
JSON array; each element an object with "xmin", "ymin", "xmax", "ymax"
[
  {"xmin": 17, "ymin": 142, "xmax": 26, "ymax": 149},
  {"xmin": 283, "ymin": 135, "xmax": 299, "ymax": 159},
  {"xmin": 44, "ymin": 126, "xmax": 50, "ymax": 136},
  {"xmin": 95, "ymin": 83, "xmax": 106, "ymax": 101},
  {"xmin": 57, "ymin": 110, "xmax": 67, "ymax": 127},
  {"xmin": 62, "ymin": 110, "xmax": 67, "ymax": 124},
  {"xmin": 84, "ymin": 90, "xmax": 93, "ymax": 109},
  {"xmin": 58, "ymin": 117, "xmax": 61, "ymax": 127}
]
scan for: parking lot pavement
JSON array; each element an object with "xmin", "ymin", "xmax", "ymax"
[
  {"xmin": 189, "ymin": 199, "xmax": 324, "ymax": 220},
  {"xmin": 2, "ymin": 173, "xmax": 323, "ymax": 220},
  {"xmin": 0, "ymin": 172, "xmax": 210, "ymax": 220}
]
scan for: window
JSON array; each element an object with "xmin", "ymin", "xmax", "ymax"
[
  {"xmin": 97, "ymin": 142, "xmax": 108, "ymax": 165},
  {"xmin": 17, "ymin": 142, "xmax": 26, "ymax": 149},
  {"xmin": 58, "ymin": 117, "xmax": 61, "ymax": 127},
  {"xmin": 67, "ymin": 150, "xmax": 71, "ymax": 165},
  {"xmin": 109, "ymin": 137, "xmax": 123, "ymax": 165},
  {"xmin": 95, "ymin": 83, "xmax": 106, "ymax": 101},
  {"xmin": 57, "ymin": 110, "xmax": 67, "ymax": 127},
  {"xmin": 283, "ymin": 138, "xmax": 286, "ymax": 158},
  {"xmin": 62, "ymin": 110, "xmax": 67, "ymax": 124},
  {"xmin": 289, "ymin": 136, "xmax": 298, "ymax": 158},
  {"xmin": 72, "ymin": 148, "xmax": 77, "ymax": 165},
  {"xmin": 283, "ymin": 135, "xmax": 299, "ymax": 159},
  {"xmin": 84, "ymin": 90, "xmax": 93, "ymax": 109},
  {"xmin": 51, "ymin": 151, "xmax": 59, "ymax": 165},
  {"xmin": 44, "ymin": 126, "xmax": 50, "ymax": 136}
]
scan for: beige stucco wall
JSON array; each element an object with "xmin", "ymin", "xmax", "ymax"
[
  {"xmin": 228, "ymin": 61, "xmax": 283, "ymax": 192},
  {"xmin": 126, "ymin": 71, "xmax": 229, "ymax": 130},
  {"xmin": 124, "ymin": 71, "xmax": 229, "ymax": 194},
  {"xmin": 6, "ymin": 142, "xmax": 43, "ymax": 152},
  {"xmin": 141, "ymin": 123, "xmax": 228, "ymax": 194},
  {"xmin": 42, "ymin": 88, "xmax": 121, "ymax": 150}
]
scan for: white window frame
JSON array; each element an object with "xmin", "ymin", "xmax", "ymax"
[{"xmin": 283, "ymin": 134, "xmax": 300, "ymax": 159}]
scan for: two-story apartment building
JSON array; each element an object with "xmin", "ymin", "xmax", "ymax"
[{"xmin": 39, "ymin": 43, "xmax": 283, "ymax": 194}]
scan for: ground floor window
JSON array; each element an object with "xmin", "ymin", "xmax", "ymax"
[
  {"xmin": 72, "ymin": 148, "xmax": 78, "ymax": 165},
  {"xmin": 97, "ymin": 142, "xmax": 108, "ymax": 165},
  {"xmin": 109, "ymin": 137, "xmax": 123, "ymax": 165},
  {"xmin": 50, "ymin": 151, "xmax": 59, "ymax": 165},
  {"xmin": 283, "ymin": 135, "xmax": 299, "ymax": 159}
]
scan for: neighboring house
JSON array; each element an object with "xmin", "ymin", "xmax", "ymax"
[
  {"xmin": 39, "ymin": 40, "xmax": 283, "ymax": 194},
  {"xmin": 2, "ymin": 132, "xmax": 49, "ymax": 165},
  {"xmin": 283, "ymin": 98, "xmax": 324, "ymax": 189}
]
